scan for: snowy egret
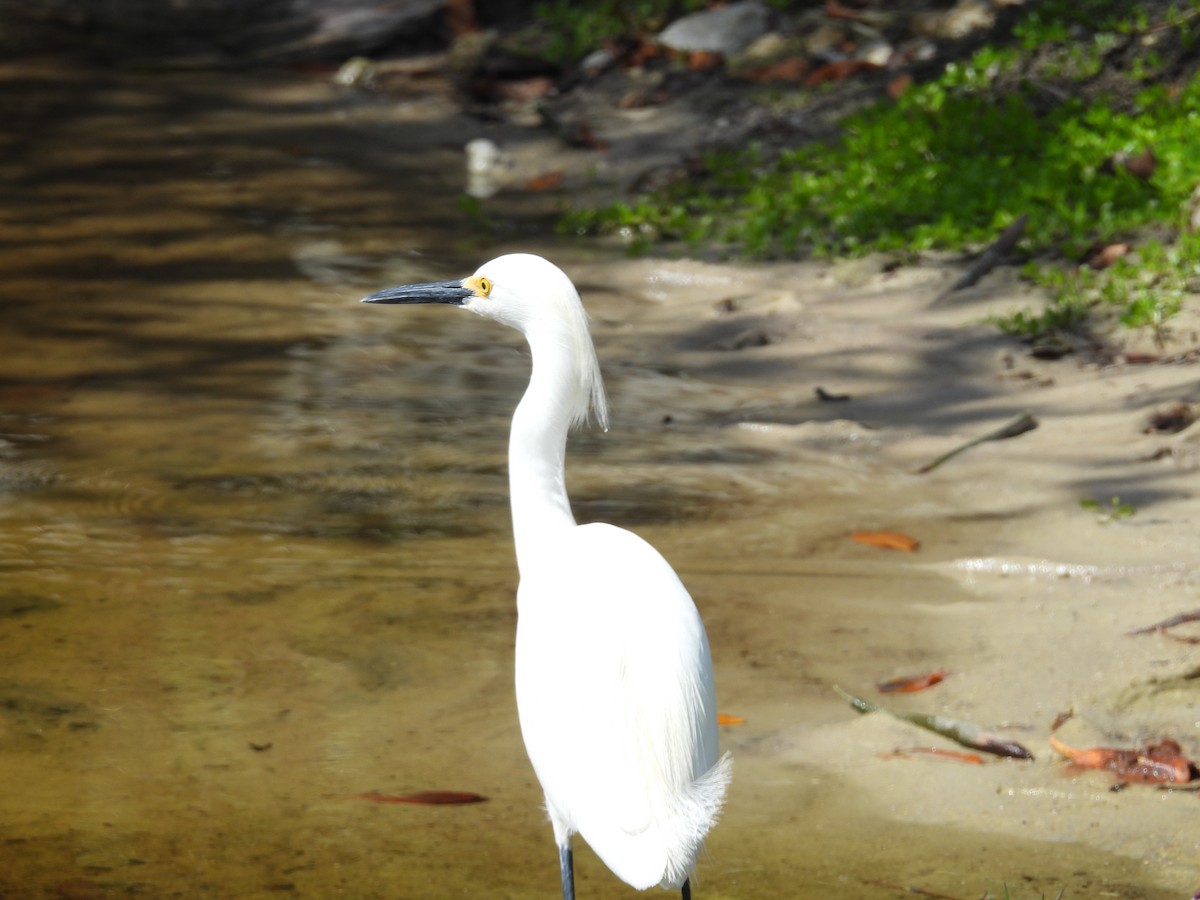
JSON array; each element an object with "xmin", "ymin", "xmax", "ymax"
[{"xmin": 362, "ymin": 254, "xmax": 731, "ymax": 899}]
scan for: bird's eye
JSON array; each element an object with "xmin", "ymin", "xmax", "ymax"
[{"xmin": 478, "ymin": 277, "xmax": 492, "ymax": 296}]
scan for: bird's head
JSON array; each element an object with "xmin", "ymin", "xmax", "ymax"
[
  {"xmin": 361, "ymin": 253, "xmax": 574, "ymax": 334},
  {"xmin": 360, "ymin": 253, "xmax": 608, "ymax": 430}
]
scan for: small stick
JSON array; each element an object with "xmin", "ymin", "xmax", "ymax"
[
  {"xmin": 933, "ymin": 214, "xmax": 1028, "ymax": 304},
  {"xmin": 916, "ymin": 412, "xmax": 1038, "ymax": 474}
]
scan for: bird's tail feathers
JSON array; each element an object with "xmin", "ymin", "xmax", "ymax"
[{"xmin": 660, "ymin": 751, "xmax": 733, "ymax": 889}]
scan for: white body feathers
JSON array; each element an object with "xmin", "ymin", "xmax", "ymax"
[{"xmin": 468, "ymin": 255, "xmax": 730, "ymax": 891}]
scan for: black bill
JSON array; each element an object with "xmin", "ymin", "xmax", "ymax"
[{"xmin": 360, "ymin": 280, "xmax": 471, "ymax": 305}]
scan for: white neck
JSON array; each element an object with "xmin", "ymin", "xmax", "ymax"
[{"xmin": 508, "ymin": 328, "xmax": 582, "ymax": 577}]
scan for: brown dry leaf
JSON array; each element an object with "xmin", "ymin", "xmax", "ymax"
[
  {"xmin": 1050, "ymin": 708, "xmax": 1075, "ymax": 731},
  {"xmin": 804, "ymin": 59, "xmax": 881, "ymax": 86},
  {"xmin": 738, "ymin": 57, "xmax": 811, "ymax": 83},
  {"xmin": 825, "ymin": 0, "xmax": 869, "ymax": 21},
  {"xmin": 851, "ymin": 530, "xmax": 920, "ymax": 552},
  {"xmin": 562, "ymin": 122, "xmax": 607, "ymax": 151},
  {"xmin": 1122, "ymin": 146, "xmax": 1158, "ymax": 180},
  {"xmin": 347, "ymin": 790, "xmax": 488, "ymax": 805},
  {"xmin": 687, "ymin": 50, "xmax": 724, "ymax": 72},
  {"xmin": 717, "ymin": 712, "xmax": 746, "ymax": 725},
  {"xmin": 1086, "ymin": 243, "xmax": 1131, "ymax": 269},
  {"xmin": 523, "ymin": 171, "xmax": 565, "ymax": 192},
  {"xmin": 444, "ymin": 0, "xmax": 479, "ymax": 36},
  {"xmin": 1049, "ymin": 735, "xmax": 1195, "ymax": 784},
  {"xmin": 886, "ymin": 73, "xmax": 913, "ymax": 99},
  {"xmin": 1143, "ymin": 403, "xmax": 1196, "ymax": 435},
  {"xmin": 877, "ymin": 668, "xmax": 949, "ymax": 693}
]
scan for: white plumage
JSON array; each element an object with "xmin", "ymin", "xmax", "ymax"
[{"xmin": 362, "ymin": 253, "xmax": 731, "ymax": 897}]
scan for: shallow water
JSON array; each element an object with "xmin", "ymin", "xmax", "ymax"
[{"xmin": 1, "ymin": 62, "xmax": 1196, "ymax": 899}]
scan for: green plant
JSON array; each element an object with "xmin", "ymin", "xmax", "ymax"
[
  {"xmin": 1080, "ymin": 496, "xmax": 1137, "ymax": 523},
  {"xmin": 562, "ymin": 2, "xmax": 1200, "ymax": 340}
]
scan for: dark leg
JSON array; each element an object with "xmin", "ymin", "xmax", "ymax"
[
  {"xmin": 559, "ymin": 843, "xmax": 575, "ymax": 900},
  {"xmin": 681, "ymin": 877, "xmax": 692, "ymax": 900}
]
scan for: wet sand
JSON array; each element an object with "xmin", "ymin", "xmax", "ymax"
[{"xmin": 0, "ymin": 62, "xmax": 1197, "ymax": 898}]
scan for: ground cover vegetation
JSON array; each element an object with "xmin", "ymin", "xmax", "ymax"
[{"xmin": 552, "ymin": 1, "xmax": 1200, "ymax": 346}]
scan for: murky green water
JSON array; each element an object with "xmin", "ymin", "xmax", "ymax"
[{"xmin": 0, "ymin": 62, "xmax": 1193, "ymax": 899}]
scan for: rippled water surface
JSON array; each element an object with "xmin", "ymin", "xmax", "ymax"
[{"xmin": 1, "ymin": 63, "xmax": 1193, "ymax": 899}]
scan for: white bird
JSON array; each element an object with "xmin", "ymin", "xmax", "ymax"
[{"xmin": 362, "ymin": 253, "xmax": 731, "ymax": 899}]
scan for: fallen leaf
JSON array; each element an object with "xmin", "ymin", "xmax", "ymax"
[
  {"xmin": 804, "ymin": 59, "xmax": 881, "ymax": 86},
  {"xmin": 1050, "ymin": 709, "xmax": 1074, "ymax": 731},
  {"xmin": 1049, "ymin": 734, "xmax": 1195, "ymax": 784},
  {"xmin": 851, "ymin": 530, "xmax": 920, "ymax": 552},
  {"xmin": 1086, "ymin": 242, "xmax": 1131, "ymax": 269},
  {"xmin": 878, "ymin": 668, "xmax": 949, "ymax": 693},
  {"xmin": 688, "ymin": 50, "xmax": 724, "ymax": 72},
  {"xmin": 884, "ymin": 746, "xmax": 986, "ymax": 765},
  {"xmin": 562, "ymin": 122, "xmax": 607, "ymax": 151},
  {"xmin": 345, "ymin": 790, "xmax": 488, "ymax": 805},
  {"xmin": 1119, "ymin": 146, "xmax": 1158, "ymax": 180},
  {"xmin": 445, "ymin": 0, "xmax": 479, "ymax": 36},
  {"xmin": 863, "ymin": 879, "xmax": 964, "ymax": 899},
  {"xmin": 738, "ymin": 57, "xmax": 811, "ymax": 83},
  {"xmin": 1143, "ymin": 403, "xmax": 1195, "ymax": 435},
  {"xmin": 523, "ymin": 171, "xmax": 565, "ymax": 192},
  {"xmin": 718, "ymin": 712, "xmax": 746, "ymax": 725},
  {"xmin": 825, "ymin": 0, "xmax": 870, "ymax": 22},
  {"xmin": 886, "ymin": 73, "xmax": 913, "ymax": 99}
]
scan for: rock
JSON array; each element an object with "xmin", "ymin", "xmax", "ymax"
[
  {"xmin": 657, "ymin": 1, "xmax": 771, "ymax": 57},
  {"xmin": 943, "ymin": 0, "xmax": 996, "ymax": 39}
]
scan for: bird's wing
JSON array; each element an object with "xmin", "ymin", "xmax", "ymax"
[{"xmin": 515, "ymin": 522, "xmax": 717, "ymax": 886}]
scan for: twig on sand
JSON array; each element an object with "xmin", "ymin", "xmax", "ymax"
[
  {"xmin": 916, "ymin": 412, "xmax": 1038, "ymax": 473},
  {"xmin": 835, "ymin": 687, "xmax": 1035, "ymax": 760},
  {"xmin": 933, "ymin": 214, "xmax": 1028, "ymax": 305}
]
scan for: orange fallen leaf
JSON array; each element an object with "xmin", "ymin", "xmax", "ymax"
[
  {"xmin": 851, "ymin": 530, "xmax": 920, "ymax": 552},
  {"xmin": 344, "ymin": 790, "xmax": 488, "ymax": 805},
  {"xmin": 884, "ymin": 746, "xmax": 986, "ymax": 765},
  {"xmin": 523, "ymin": 171, "xmax": 565, "ymax": 192},
  {"xmin": 877, "ymin": 668, "xmax": 949, "ymax": 693},
  {"xmin": 717, "ymin": 712, "xmax": 746, "ymax": 726},
  {"xmin": 1049, "ymin": 734, "xmax": 1195, "ymax": 784}
]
